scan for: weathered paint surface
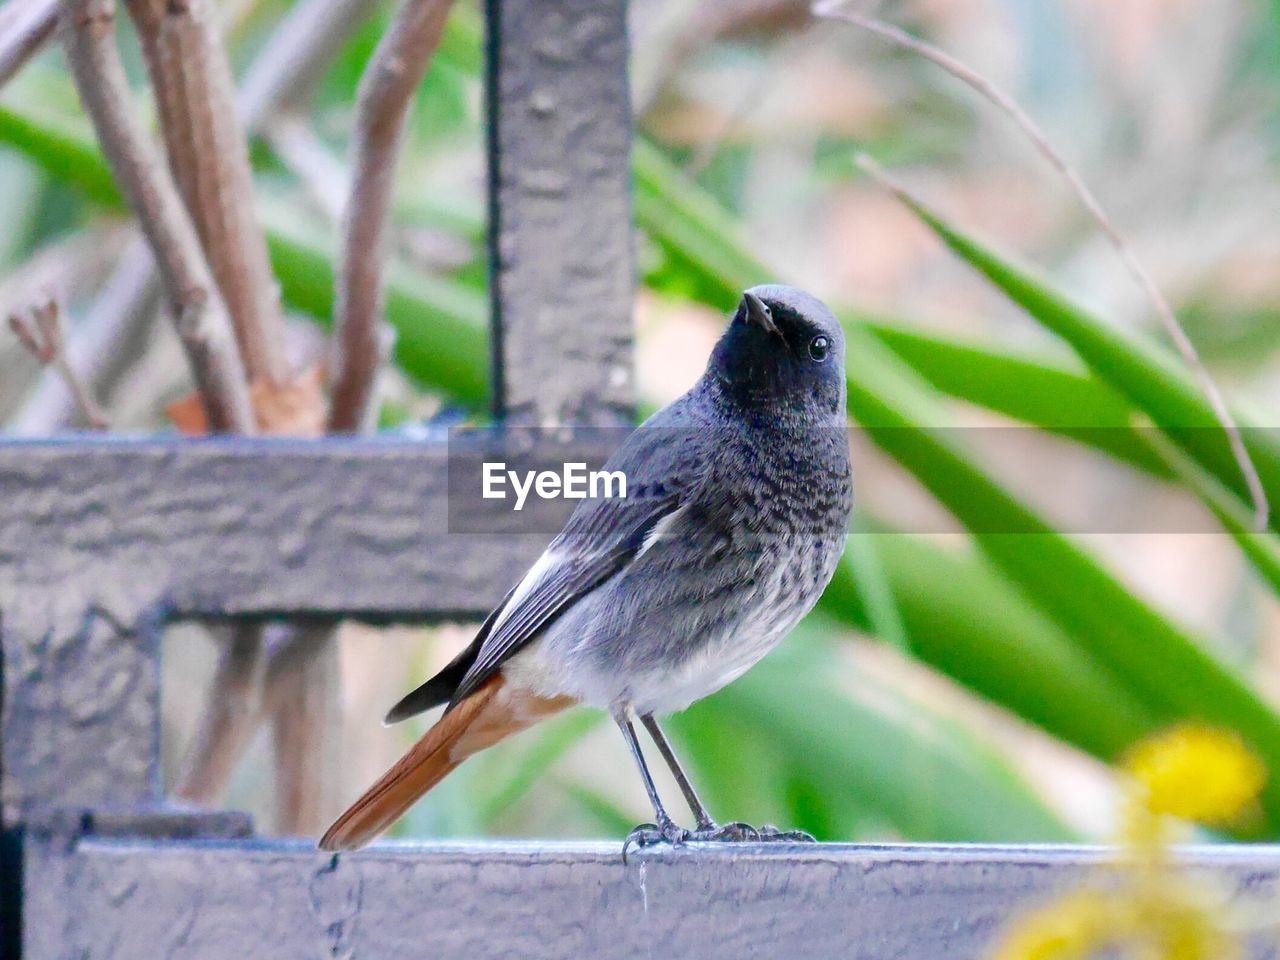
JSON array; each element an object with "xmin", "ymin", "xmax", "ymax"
[
  {"xmin": 486, "ymin": 0, "xmax": 635, "ymax": 426},
  {"xmin": 20, "ymin": 838, "xmax": 1280, "ymax": 960}
]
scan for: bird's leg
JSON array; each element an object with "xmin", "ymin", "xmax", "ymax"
[
  {"xmin": 616, "ymin": 713, "xmax": 689, "ymax": 857},
  {"xmin": 640, "ymin": 714, "xmax": 758, "ymax": 842}
]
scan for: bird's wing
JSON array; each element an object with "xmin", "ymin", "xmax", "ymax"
[
  {"xmin": 445, "ymin": 483, "xmax": 683, "ymax": 708},
  {"xmin": 382, "ymin": 580, "xmax": 521, "ymax": 724}
]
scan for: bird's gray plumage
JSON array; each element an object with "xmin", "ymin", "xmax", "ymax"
[{"xmin": 387, "ymin": 283, "xmax": 853, "ymax": 721}]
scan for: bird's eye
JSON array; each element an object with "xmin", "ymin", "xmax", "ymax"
[{"xmin": 808, "ymin": 335, "xmax": 831, "ymax": 363}]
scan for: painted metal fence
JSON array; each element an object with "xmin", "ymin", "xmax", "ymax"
[{"xmin": 3, "ymin": 2, "xmax": 1280, "ymax": 957}]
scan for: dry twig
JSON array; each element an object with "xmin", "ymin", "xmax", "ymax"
[
  {"xmin": 13, "ymin": 235, "xmax": 160, "ymax": 433},
  {"xmin": 329, "ymin": 0, "xmax": 456, "ymax": 432},
  {"xmin": 267, "ymin": 115, "xmax": 347, "ymax": 222},
  {"xmin": 124, "ymin": 0, "xmax": 290, "ymax": 387},
  {"xmin": 0, "ymin": 0, "xmax": 58, "ymax": 87},
  {"xmin": 8, "ymin": 297, "xmax": 108, "ymax": 428},
  {"xmin": 237, "ymin": 0, "xmax": 382, "ymax": 129},
  {"xmin": 174, "ymin": 623, "xmax": 268, "ymax": 805},
  {"xmin": 59, "ymin": 0, "xmax": 255, "ymax": 432},
  {"xmin": 22, "ymin": 0, "xmax": 379, "ymax": 434},
  {"xmin": 264, "ymin": 624, "xmax": 342, "ymax": 834},
  {"xmin": 813, "ymin": 0, "xmax": 1269, "ymax": 531},
  {"xmin": 157, "ymin": 0, "xmax": 385, "ymax": 834}
]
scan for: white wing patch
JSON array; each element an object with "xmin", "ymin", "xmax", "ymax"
[
  {"xmin": 634, "ymin": 503, "xmax": 688, "ymax": 560},
  {"xmin": 487, "ymin": 548, "xmax": 560, "ymax": 639}
]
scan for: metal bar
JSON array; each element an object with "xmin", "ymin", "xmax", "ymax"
[
  {"xmin": 21, "ymin": 838, "xmax": 1280, "ymax": 959},
  {"xmin": 485, "ymin": 0, "xmax": 635, "ymax": 426},
  {"xmin": 1, "ymin": 600, "xmax": 163, "ymax": 826},
  {"xmin": 0, "ymin": 437, "xmax": 618, "ymax": 825},
  {"xmin": 0, "ymin": 439, "xmax": 550, "ymax": 620}
]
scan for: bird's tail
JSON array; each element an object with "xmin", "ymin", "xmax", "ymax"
[{"xmin": 319, "ymin": 675, "xmax": 570, "ymax": 851}]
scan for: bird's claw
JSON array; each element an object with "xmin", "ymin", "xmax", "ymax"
[
  {"xmin": 688, "ymin": 820, "xmax": 760, "ymax": 842},
  {"xmin": 622, "ymin": 819, "xmax": 691, "ymax": 862},
  {"xmin": 757, "ymin": 823, "xmax": 817, "ymax": 843},
  {"xmin": 621, "ymin": 819, "xmax": 815, "ymax": 860}
]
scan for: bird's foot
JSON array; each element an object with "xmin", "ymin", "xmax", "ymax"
[
  {"xmin": 622, "ymin": 818, "xmax": 691, "ymax": 862},
  {"xmin": 688, "ymin": 820, "xmax": 760, "ymax": 842},
  {"xmin": 756, "ymin": 823, "xmax": 817, "ymax": 843}
]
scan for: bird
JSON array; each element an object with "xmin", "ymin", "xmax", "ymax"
[{"xmin": 319, "ymin": 285, "xmax": 854, "ymax": 853}]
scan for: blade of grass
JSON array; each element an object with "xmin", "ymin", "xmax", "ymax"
[
  {"xmin": 0, "ymin": 93, "xmax": 493, "ymax": 404},
  {"xmin": 872, "ymin": 176, "xmax": 1280, "ymax": 533},
  {"xmin": 844, "ymin": 514, "xmax": 910, "ymax": 655},
  {"xmin": 816, "ymin": 4, "xmax": 1267, "ymax": 529},
  {"xmin": 670, "ymin": 625, "xmax": 1076, "ymax": 842},
  {"xmin": 258, "ymin": 199, "xmax": 490, "ymax": 404},
  {"xmin": 0, "ymin": 88, "xmax": 1162, "ymax": 469},
  {"xmin": 1135, "ymin": 420, "xmax": 1280, "ymax": 596},
  {"xmin": 821, "ymin": 530, "xmax": 1158, "ymax": 760},
  {"xmin": 839, "ymin": 323, "xmax": 1280, "ymax": 834},
  {"xmin": 9, "ymin": 82, "xmax": 1279, "ymax": 830},
  {"xmin": 864, "ymin": 322, "xmax": 1169, "ymax": 476},
  {"xmin": 478, "ymin": 709, "xmax": 603, "ymax": 825},
  {"xmin": 558, "ymin": 781, "xmax": 636, "ymax": 838},
  {"xmin": 634, "ymin": 138, "xmax": 1165, "ymax": 473}
]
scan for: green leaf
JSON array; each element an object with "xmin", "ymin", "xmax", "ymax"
[
  {"xmin": 838, "ymin": 327, "xmax": 1280, "ymax": 834},
  {"xmin": 864, "ymin": 321, "xmax": 1169, "ymax": 476},
  {"xmin": 1137, "ymin": 426, "xmax": 1280, "ymax": 597},
  {"xmin": 0, "ymin": 98, "xmax": 120, "ymax": 208},
  {"xmin": 821, "ymin": 530, "xmax": 1157, "ymax": 760},
  {"xmin": 11, "ymin": 74, "xmax": 1280, "ymax": 833},
  {"xmin": 0, "ymin": 89, "xmax": 1165, "ymax": 468},
  {"xmin": 0, "ymin": 87, "xmax": 493, "ymax": 405},
  {"xmin": 632, "ymin": 142, "xmax": 1280, "ymax": 833},
  {"xmin": 670, "ymin": 625, "xmax": 1076, "ymax": 842},
  {"xmin": 478, "ymin": 709, "xmax": 604, "ymax": 825},
  {"xmin": 634, "ymin": 138, "xmax": 1165, "ymax": 474},
  {"xmin": 843, "ymin": 513, "xmax": 910, "ymax": 655},
  {"xmin": 558, "ymin": 782, "xmax": 636, "ymax": 837},
  {"xmin": 888, "ymin": 188, "xmax": 1280, "ymax": 529},
  {"xmin": 258, "ymin": 200, "xmax": 491, "ymax": 405}
]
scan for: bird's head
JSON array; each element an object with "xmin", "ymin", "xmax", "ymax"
[{"xmin": 708, "ymin": 284, "xmax": 846, "ymax": 416}]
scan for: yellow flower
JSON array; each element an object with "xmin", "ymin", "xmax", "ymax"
[
  {"xmin": 1123, "ymin": 725, "xmax": 1265, "ymax": 825},
  {"xmin": 989, "ymin": 892, "xmax": 1115, "ymax": 960},
  {"xmin": 989, "ymin": 725, "xmax": 1265, "ymax": 960}
]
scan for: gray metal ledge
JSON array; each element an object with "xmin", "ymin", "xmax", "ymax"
[{"xmin": 22, "ymin": 839, "xmax": 1280, "ymax": 959}]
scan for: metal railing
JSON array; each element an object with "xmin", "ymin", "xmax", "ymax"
[{"xmin": 3, "ymin": 2, "xmax": 1279, "ymax": 958}]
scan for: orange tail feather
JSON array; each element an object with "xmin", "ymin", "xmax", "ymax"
[{"xmin": 319, "ymin": 675, "xmax": 570, "ymax": 851}]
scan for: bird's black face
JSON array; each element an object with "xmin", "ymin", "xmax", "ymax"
[{"xmin": 709, "ymin": 284, "xmax": 846, "ymax": 417}]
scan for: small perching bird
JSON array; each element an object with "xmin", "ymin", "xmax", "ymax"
[{"xmin": 320, "ymin": 285, "xmax": 854, "ymax": 852}]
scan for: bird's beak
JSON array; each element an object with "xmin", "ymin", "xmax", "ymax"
[{"xmin": 742, "ymin": 292, "xmax": 780, "ymax": 335}]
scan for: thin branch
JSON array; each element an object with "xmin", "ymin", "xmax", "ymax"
[
  {"xmin": 0, "ymin": 224, "xmax": 118, "ymax": 321},
  {"xmin": 24, "ymin": 0, "xmax": 378, "ymax": 437},
  {"xmin": 813, "ymin": 0, "xmax": 1269, "ymax": 532},
  {"xmin": 124, "ymin": 0, "xmax": 290, "ymax": 387},
  {"xmin": 174, "ymin": 620, "xmax": 342, "ymax": 833},
  {"xmin": 267, "ymin": 115, "xmax": 348, "ymax": 222},
  {"xmin": 0, "ymin": 0, "xmax": 58, "ymax": 87},
  {"xmin": 264, "ymin": 624, "xmax": 341, "ymax": 834},
  {"xmin": 8, "ymin": 297, "xmax": 108, "ymax": 428},
  {"xmin": 237, "ymin": 0, "xmax": 383, "ymax": 131},
  {"xmin": 163, "ymin": 0, "xmax": 384, "ymax": 830},
  {"xmin": 121, "ymin": 0, "xmax": 334, "ymax": 831},
  {"xmin": 174, "ymin": 623, "xmax": 267, "ymax": 804},
  {"xmin": 329, "ymin": 0, "xmax": 456, "ymax": 432},
  {"xmin": 13, "ymin": 234, "xmax": 160, "ymax": 433},
  {"xmin": 59, "ymin": 0, "xmax": 255, "ymax": 432}
]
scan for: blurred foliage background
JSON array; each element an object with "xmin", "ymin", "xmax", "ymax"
[{"xmin": 4, "ymin": 0, "xmax": 1280, "ymax": 845}]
